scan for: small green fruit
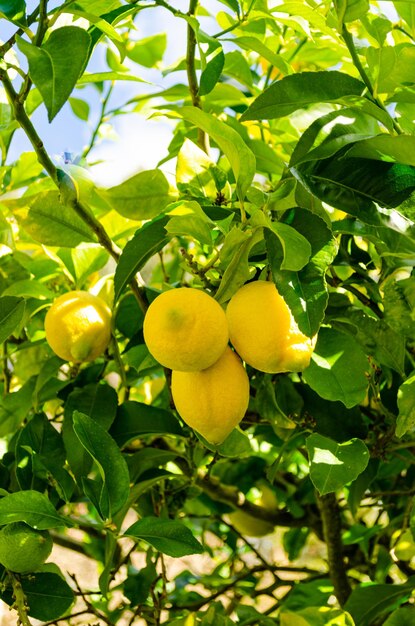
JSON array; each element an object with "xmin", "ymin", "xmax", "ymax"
[
  {"xmin": 392, "ymin": 529, "xmax": 415, "ymax": 561},
  {"xmin": 0, "ymin": 522, "xmax": 53, "ymax": 573}
]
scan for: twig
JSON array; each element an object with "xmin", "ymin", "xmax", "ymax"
[
  {"xmin": 186, "ymin": 0, "xmax": 208, "ymax": 152},
  {"xmin": 9, "ymin": 572, "xmax": 33, "ymax": 626},
  {"xmin": 82, "ymin": 81, "xmax": 115, "ymax": 159}
]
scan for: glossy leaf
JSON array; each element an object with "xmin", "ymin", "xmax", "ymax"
[
  {"xmin": 306, "ymin": 433, "xmax": 369, "ymax": 495},
  {"xmin": 0, "ymin": 295, "xmax": 25, "ymax": 343},
  {"xmin": 113, "ymin": 216, "xmax": 170, "ymax": 302},
  {"xmin": 73, "ymin": 411, "xmax": 130, "ymax": 520},
  {"xmin": 110, "ymin": 401, "xmax": 183, "ymax": 447},
  {"xmin": 0, "ymin": 0, "xmax": 26, "ymax": 23},
  {"xmin": 344, "ymin": 580, "xmax": 415, "ymax": 626},
  {"xmin": 303, "ymin": 327, "xmax": 369, "ymax": 407},
  {"xmin": 17, "ymin": 27, "xmax": 91, "ymax": 121},
  {"xmin": 0, "ymin": 490, "xmax": 70, "ymax": 528},
  {"xmin": 1, "ymin": 572, "xmax": 74, "ymax": 621},
  {"xmin": 124, "ymin": 517, "xmax": 204, "ymax": 557},
  {"xmin": 240, "ymin": 71, "xmax": 365, "ymax": 121},
  {"xmin": 179, "ymin": 106, "xmax": 256, "ymax": 202},
  {"xmin": 396, "ymin": 374, "xmax": 415, "ymax": 438}
]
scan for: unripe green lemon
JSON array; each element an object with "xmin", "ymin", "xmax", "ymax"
[
  {"xmin": 45, "ymin": 291, "xmax": 112, "ymax": 362},
  {"xmin": 226, "ymin": 281, "xmax": 315, "ymax": 373},
  {"xmin": 0, "ymin": 522, "xmax": 53, "ymax": 573},
  {"xmin": 171, "ymin": 346, "xmax": 249, "ymax": 444},
  {"xmin": 143, "ymin": 287, "xmax": 229, "ymax": 371}
]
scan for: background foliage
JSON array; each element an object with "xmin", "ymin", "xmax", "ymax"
[{"xmin": 2, "ymin": 0, "xmax": 415, "ymax": 624}]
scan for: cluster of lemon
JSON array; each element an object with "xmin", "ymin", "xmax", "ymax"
[{"xmin": 143, "ymin": 281, "xmax": 315, "ymax": 445}]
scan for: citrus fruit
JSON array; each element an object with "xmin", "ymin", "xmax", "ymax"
[
  {"xmin": 226, "ymin": 281, "xmax": 315, "ymax": 373},
  {"xmin": 143, "ymin": 287, "xmax": 229, "ymax": 371},
  {"xmin": 392, "ymin": 529, "xmax": 415, "ymax": 561},
  {"xmin": 0, "ymin": 522, "xmax": 53, "ymax": 573},
  {"xmin": 45, "ymin": 290, "xmax": 112, "ymax": 362},
  {"xmin": 226, "ymin": 509, "xmax": 274, "ymax": 537},
  {"xmin": 171, "ymin": 346, "xmax": 249, "ymax": 444}
]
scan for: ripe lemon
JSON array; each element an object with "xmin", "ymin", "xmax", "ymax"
[
  {"xmin": 226, "ymin": 281, "xmax": 315, "ymax": 373},
  {"xmin": 143, "ymin": 287, "xmax": 229, "ymax": 371},
  {"xmin": 0, "ymin": 522, "xmax": 53, "ymax": 573},
  {"xmin": 45, "ymin": 291, "xmax": 112, "ymax": 362},
  {"xmin": 171, "ymin": 347, "xmax": 249, "ymax": 444}
]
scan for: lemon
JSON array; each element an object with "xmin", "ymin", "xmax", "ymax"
[
  {"xmin": 226, "ymin": 281, "xmax": 315, "ymax": 373},
  {"xmin": 45, "ymin": 291, "xmax": 112, "ymax": 362},
  {"xmin": 143, "ymin": 287, "xmax": 229, "ymax": 371},
  {"xmin": 171, "ymin": 347, "xmax": 249, "ymax": 444},
  {"xmin": 0, "ymin": 522, "xmax": 53, "ymax": 573},
  {"xmin": 226, "ymin": 509, "xmax": 274, "ymax": 537},
  {"xmin": 392, "ymin": 529, "xmax": 415, "ymax": 561}
]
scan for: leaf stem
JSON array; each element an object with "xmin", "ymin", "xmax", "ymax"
[
  {"xmin": 341, "ymin": 25, "xmax": 403, "ymax": 135},
  {"xmin": 186, "ymin": 0, "xmax": 208, "ymax": 152},
  {"xmin": 82, "ymin": 81, "xmax": 115, "ymax": 159}
]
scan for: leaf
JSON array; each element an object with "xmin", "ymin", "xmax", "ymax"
[
  {"xmin": 267, "ymin": 209, "xmax": 337, "ymax": 337},
  {"xmin": 303, "ymin": 327, "xmax": 369, "ymax": 407},
  {"xmin": 77, "ymin": 71, "xmax": 147, "ymax": 84},
  {"xmin": 179, "ymin": 106, "xmax": 256, "ymax": 203},
  {"xmin": 306, "ymin": 433, "xmax": 369, "ymax": 495},
  {"xmin": 124, "ymin": 517, "xmax": 204, "ymax": 557},
  {"xmin": 113, "ymin": 216, "xmax": 170, "ymax": 302},
  {"xmin": 240, "ymin": 71, "xmax": 364, "ymax": 121},
  {"xmin": 267, "ymin": 222, "xmax": 311, "ymax": 271},
  {"xmin": 0, "ymin": 0, "xmax": 26, "ymax": 23},
  {"xmin": 20, "ymin": 191, "xmax": 96, "ymax": 247},
  {"xmin": 396, "ymin": 374, "xmax": 415, "ymax": 438},
  {"xmin": 383, "ymin": 607, "xmax": 415, "ymax": 626},
  {"xmin": 1, "ymin": 572, "xmax": 74, "ymax": 621},
  {"xmin": 233, "ymin": 36, "xmax": 291, "ymax": 77},
  {"xmin": 334, "ymin": 0, "xmax": 369, "ymax": 24},
  {"xmin": 344, "ymin": 580, "xmax": 415, "ymax": 626},
  {"xmin": 126, "ymin": 33, "xmax": 167, "ymax": 68},
  {"xmin": 72, "ymin": 411, "xmax": 130, "ymax": 520},
  {"xmin": 101, "ymin": 169, "xmax": 175, "ymax": 220},
  {"xmin": 0, "ymin": 490, "xmax": 70, "ymax": 529},
  {"xmin": 345, "ymin": 134, "xmax": 415, "ymax": 166},
  {"xmin": 110, "ymin": 401, "xmax": 183, "ymax": 447},
  {"xmin": 293, "ymin": 150, "xmax": 415, "ymax": 215},
  {"xmin": 17, "ymin": 27, "xmax": 91, "ymax": 121},
  {"xmin": 215, "ymin": 228, "xmax": 263, "ymax": 303},
  {"xmin": 0, "ymin": 296, "xmax": 25, "ymax": 343}
]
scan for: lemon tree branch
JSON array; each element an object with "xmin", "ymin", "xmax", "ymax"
[{"xmin": 9, "ymin": 572, "xmax": 33, "ymax": 626}]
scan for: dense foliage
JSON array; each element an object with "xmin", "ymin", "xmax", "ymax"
[{"xmin": 1, "ymin": 0, "xmax": 415, "ymax": 624}]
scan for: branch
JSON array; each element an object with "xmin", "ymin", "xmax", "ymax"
[
  {"xmin": 82, "ymin": 81, "xmax": 114, "ymax": 159},
  {"xmin": 316, "ymin": 492, "xmax": 351, "ymax": 607},
  {"xmin": 9, "ymin": 572, "xmax": 33, "ymax": 626},
  {"xmin": 186, "ymin": 0, "xmax": 208, "ymax": 152}
]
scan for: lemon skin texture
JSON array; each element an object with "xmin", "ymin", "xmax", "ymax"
[
  {"xmin": 171, "ymin": 347, "xmax": 249, "ymax": 444},
  {"xmin": 226, "ymin": 281, "xmax": 315, "ymax": 374},
  {"xmin": 45, "ymin": 291, "xmax": 112, "ymax": 362},
  {"xmin": 0, "ymin": 522, "xmax": 53, "ymax": 573},
  {"xmin": 143, "ymin": 287, "xmax": 229, "ymax": 371},
  {"xmin": 226, "ymin": 510, "xmax": 274, "ymax": 537}
]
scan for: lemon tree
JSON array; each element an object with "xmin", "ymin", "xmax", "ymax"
[{"xmin": 1, "ymin": 1, "xmax": 415, "ymax": 625}]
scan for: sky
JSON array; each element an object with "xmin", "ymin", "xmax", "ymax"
[{"xmin": 5, "ymin": 0, "xmax": 221, "ymax": 186}]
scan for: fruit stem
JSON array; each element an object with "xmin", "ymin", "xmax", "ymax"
[{"xmin": 9, "ymin": 572, "xmax": 33, "ymax": 626}]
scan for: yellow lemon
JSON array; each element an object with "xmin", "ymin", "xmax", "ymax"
[
  {"xmin": 0, "ymin": 522, "xmax": 53, "ymax": 573},
  {"xmin": 226, "ymin": 509, "xmax": 274, "ymax": 538},
  {"xmin": 226, "ymin": 281, "xmax": 315, "ymax": 373},
  {"xmin": 45, "ymin": 291, "xmax": 112, "ymax": 362},
  {"xmin": 171, "ymin": 347, "xmax": 249, "ymax": 444},
  {"xmin": 392, "ymin": 529, "xmax": 415, "ymax": 561},
  {"xmin": 143, "ymin": 287, "xmax": 229, "ymax": 371}
]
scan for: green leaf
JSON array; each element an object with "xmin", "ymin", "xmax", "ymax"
[
  {"xmin": 72, "ymin": 411, "xmax": 130, "ymax": 520},
  {"xmin": 240, "ymin": 71, "xmax": 364, "ymax": 121},
  {"xmin": 110, "ymin": 401, "xmax": 183, "ymax": 447},
  {"xmin": 281, "ymin": 607, "xmax": 355, "ymax": 626},
  {"xmin": 113, "ymin": 216, "xmax": 171, "ymax": 302},
  {"xmin": 303, "ymin": 327, "xmax": 369, "ymax": 407},
  {"xmin": 0, "ymin": 0, "xmax": 26, "ymax": 23},
  {"xmin": 1, "ymin": 572, "xmax": 74, "ymax": 621},
  {"xmin": 232, "ymin": 36, "xmax": 290, "ymax": 77},
  {"xmin": 126, "ymin": 33, "xmax": 167, "ymax": 68},
  {"xmin": 344, "ymin": 580, "xmax": 415, "ymax": 626},
  {"xmin": 17, "ymin": 27, "xmax": 91, "ymax": 121},
  {"xmin": 345, "ymin": 135, "xmax": 415, "ymax": 166},
  {"xmin": 77, "ymin": 71, "xmax": 147, "ymax": 84},
  {"xmin": 334, "ymin": 0, "xmax": 369, "ymax": 24},
  {"xmin": 19, "ymin": 191, "xmax": 96, "ymax": 247},
  {"xmin": 215, "ymin": 228, "xmax": 263, "ymax": 303},
  {"xmin": 306, "ymin": 433, "xmax": 370, "ymax": 495},
  {"xmin": 267, "ymin": 209, "xmax": 337, "ymax": 337},
  {"xmin": 179, "ymin": 106, "xmax": 256, "ymax": 203},
  {"xmin": 0, "ymin": 490, "xmax": 70, "ymax": 529},
  {"xmin": 383, "ymin": 607, "xmax": 415, "ymax": 626},
  {"xmin": 396, "ymin": 374, "xmax": 415, "ymax": 438},
  {"xmin": 124, "ymin": 517, "xmax": 204, "ymax": 557},
  {"xmin": 0, "ymin": 378, "xmax": 36, "ymax": 437},
  {"xmin": 267, "ymin": 222, "xmax": 311, "ymax": 271},
  {"xmin": 0, "ymin": 295, "xmax": 25, "ymax": 343}
]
